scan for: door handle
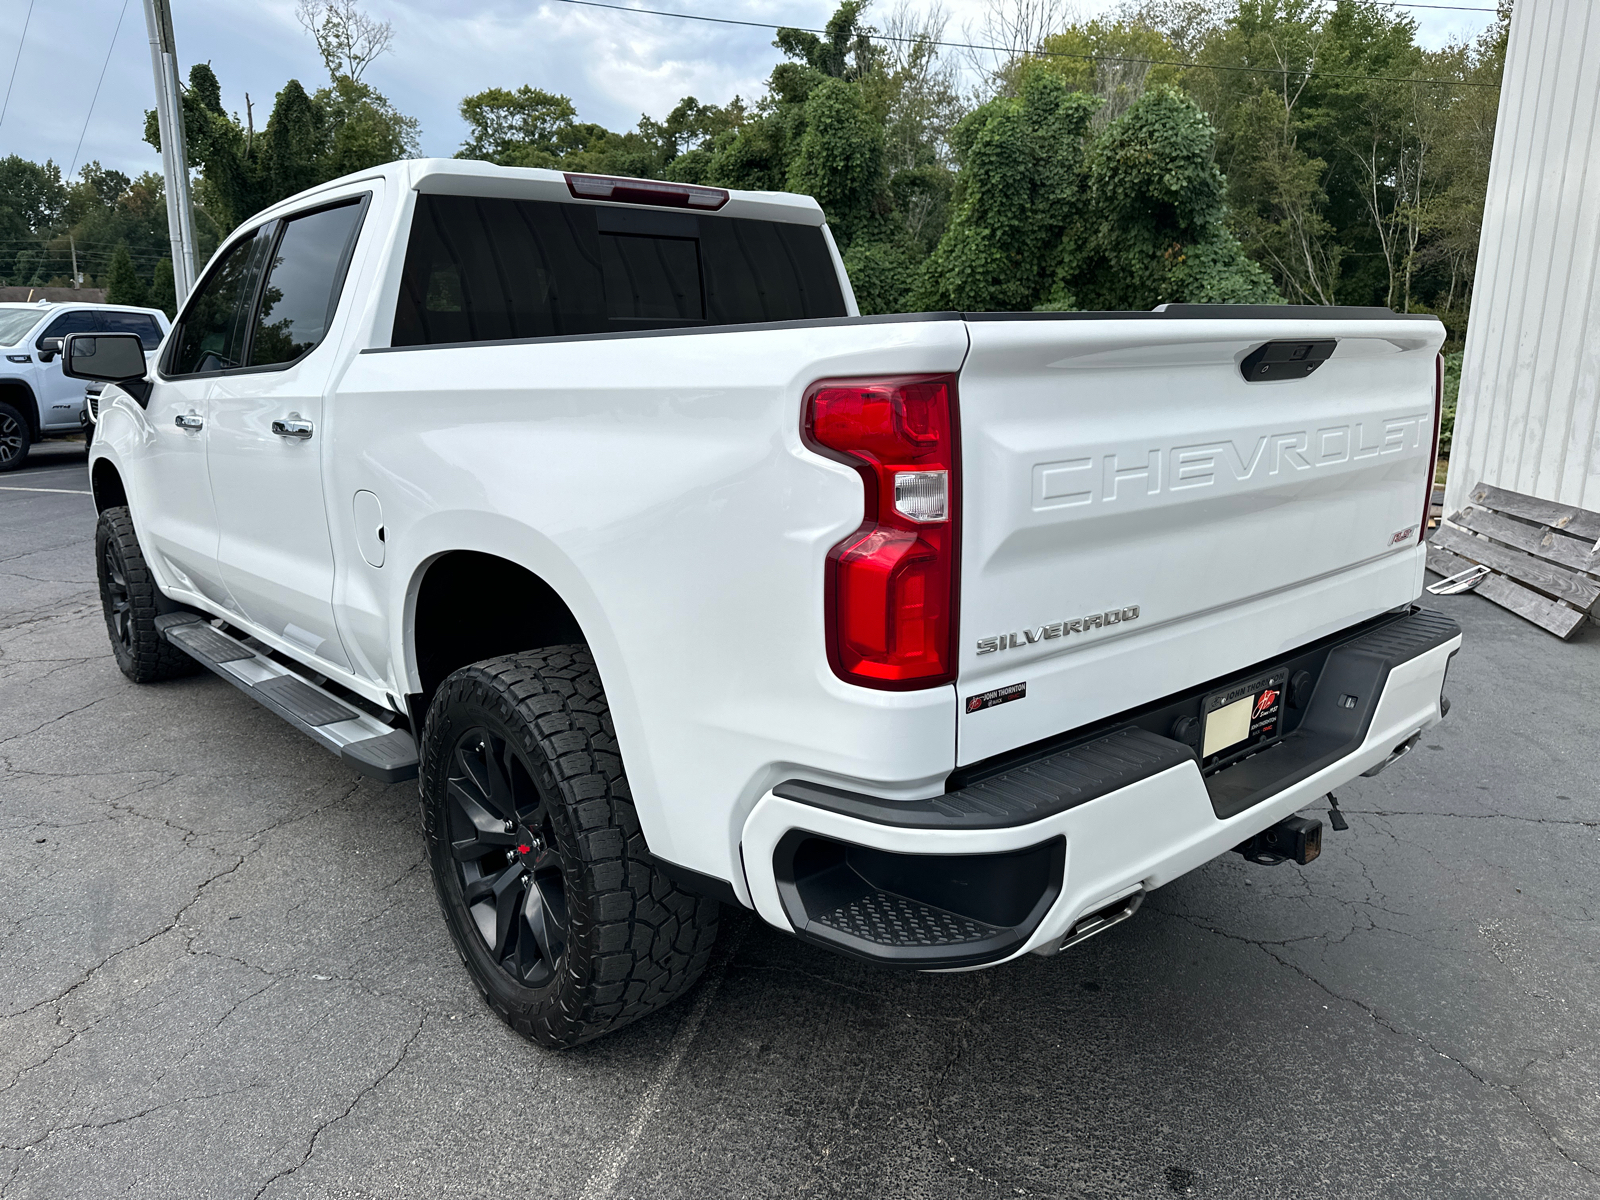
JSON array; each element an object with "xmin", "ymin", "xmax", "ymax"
[
  {"xmin": 175, "ymin": 412, "xmax": 203, "ymax": 431},
  {"xmin": 271, "ymin": 418, "xmax": 314, "ymax": 440}
]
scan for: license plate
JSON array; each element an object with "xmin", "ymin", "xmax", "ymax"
[{"xmin": 1201, "ymin": 669, "xmax": 1287, "ymax": 766}]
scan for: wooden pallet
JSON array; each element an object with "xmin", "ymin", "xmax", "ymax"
[{"xmin": 1426, "ymin": 481, "xmax": 1600, "ymax": 639}]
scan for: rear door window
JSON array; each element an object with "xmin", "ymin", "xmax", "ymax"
[
  {"xmin": 248, "ymin": 200, "xmax": 366, "ymax": 367},
  {"xmin": 392, "ymin": 194, "xmax": 846, "ymax": 348}
]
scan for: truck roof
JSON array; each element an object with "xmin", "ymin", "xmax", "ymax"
[{"xmin": 244, "ymin": 158, "xmax": 827, "ymax": 230}]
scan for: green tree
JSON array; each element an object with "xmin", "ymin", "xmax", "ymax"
[
  {"xmin": 1034, "ymin": 18, "xmax": 1187, "ymax": 125},
  {"xmin": 1079, "ymin": 86, "xmax": 1278, "ymax": 307},
  {"xmin": 104, "ymin": 242, "xmax": 148, "ymax": 306},
  {"xmin": 786, "ymin": 77, "xmax": 884, "ymax": 248},
  {"xmin": 0, "ymin": 156, "xmax": 66, "ymax": 285},
  {"xmin": 458, "ymin": 86, "xmax": 579, "ymax": 165},
  {"xmin": 146, "ymin": 1, "xmax": 419, "ymax": 236},
  {"xmin": 148, "ymin": 258, "xmax": 177, "ymax": 318},
  {"xmin": 915, "ymin": 72, "xmax": 1099, "ymax": 311},
  {"xmin": 916, "ymin": 76, "xmax": 1277, "ymax": 311}
]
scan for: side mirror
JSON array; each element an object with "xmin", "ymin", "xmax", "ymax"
[
  {"xmin": 63, "ymin": 333, "xmax": 152, "ymax": 406},
  {"xmin": 63, "ymin": 332, "xmax": 147, "ymax": 383},
  {"xmin": 37, "ymin": 336, "xmax": 63, "ymax": 363}
]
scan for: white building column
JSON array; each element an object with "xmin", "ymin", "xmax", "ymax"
[{"xmin": 1448, "ymin": 0, "xmax": 1600, "ymax": 514}]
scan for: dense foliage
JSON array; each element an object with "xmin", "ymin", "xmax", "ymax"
[
  {"xmin": 444, "ymin": 0, "xmax": 1510, "ymax": 327},
  {"xmin": 0, "ymin": 0, "xmax": 1508, "ymax": 335}
]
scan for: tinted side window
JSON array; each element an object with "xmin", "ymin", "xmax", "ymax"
[
  {"xmin": 391, "ymin": 195, "xmax": 847, "ymax": 348},
  {"xmin": 168, "ymin": 233, "xmax": 263, "ymax": 375},
  {"xmin": 249, "ymin": 201, "xmax": 364, "ymax": 367},
  {"xmin": 41, "ymin": 310, "xmax": 163, "ymax": 349},
  {"xmin": 101, "ymin": 312, "xmax": 164, "ymax": 349},
  {"xmin": 38, "ymin": 310, "xmax": 100, "ymax": 343},
  {"xmin": 393, "ymin": 196, "xmax": 606, "ymax": 347},
  {"xmin": 698, "ymin": 219, "xmax": 848, "ymax": 325}
]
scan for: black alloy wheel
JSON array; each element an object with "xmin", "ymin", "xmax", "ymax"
[
  {"xmin": 94, "ymin": 506, "xmax": 202, "ymax": 683},
  {"xmin": 0, "ymin": 402, "xmax": 28, "ymax": 471},
  {"xmin": 102, "ymin": 533, "xmax": 134, "ymax": 654},
  {"xmin": 421, "ymin": 648, "xmax": 720, "ymax": 1047},
  {"xmin": 446, "ymin": 727, "xmax": 568, "ymax": 989}
]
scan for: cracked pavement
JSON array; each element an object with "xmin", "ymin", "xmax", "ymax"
[{"xmin": 3, "ymin": 441, "xmax": 1598, "ymax": 1198}]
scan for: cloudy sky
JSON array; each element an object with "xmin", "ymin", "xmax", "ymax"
[{"xmin": 2, "ymin": 0, "xmax": 1502, "ymax": 183}]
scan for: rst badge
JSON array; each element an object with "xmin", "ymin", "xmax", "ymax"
[{"xmin": 977, "ymin": 606, "xmax": 1140, "ymax": 655}]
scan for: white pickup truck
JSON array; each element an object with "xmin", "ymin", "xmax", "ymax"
[{"xmin": 72, "ymin": 160, "xmax": 1460, "ymax": 1047}]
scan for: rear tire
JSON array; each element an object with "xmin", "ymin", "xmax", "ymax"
[
  {"xmin": 0, "ymin": 402, "xmax": 29, "ymax": 472},
  {"xmin": 420, "ymin": 647, "xmax": 720, "ymax": 1048},
  {"xmin": 95, "ymin": 506, "xmax": 201, "ymax": 683}
]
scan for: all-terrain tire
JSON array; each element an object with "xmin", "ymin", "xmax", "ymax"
[
  {"xmin": 95, "ymin": 506, "xmax": 201, "ymax": 683},
  {"xmin": 421, "ymin": 647, "xmax": 720, "ymax": 1048},
  {"xmin": 0, "ymin": 401, "xmax": 29, "ymax": 471}
]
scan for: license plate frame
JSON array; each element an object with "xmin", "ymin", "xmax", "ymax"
[{"xmin": 1199, "ymin": 668, "xmax": 1288, "ymax": 772}]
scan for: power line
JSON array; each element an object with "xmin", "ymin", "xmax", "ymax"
[
  {"xmin": 551, "ymin": 0, "xmax": 1505, "ymax": 89},
  {"xmin": 69, "ymin": 0, "xmax": 132, "ymax": 180},
  {"xmin": 0, "ymin": 0, "xmax": 38, "ymax": 131}
]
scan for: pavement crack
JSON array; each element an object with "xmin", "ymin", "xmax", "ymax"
[
  {"xmin": 4, "ymin": 846, "xmax": 256, "ymax": 1024},
  {"xmin": 250, "ymin": 1013, "xmax": 426, "ymax": 1198},
  {"xmin": 1162, "ymin": 906, "xmax": 1600, "ymax": 1179},
  {"xmin": 0, "ymin": 696, "xmax": 108, "ymax": 750}
]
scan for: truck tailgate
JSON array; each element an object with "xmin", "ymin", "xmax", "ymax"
[{"xmin": 955, "ymin": 314, "xmax": 1444, "ymax": 766}]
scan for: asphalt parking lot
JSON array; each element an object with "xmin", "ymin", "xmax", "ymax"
[{"xmin": 2, "ymin": 439, "xmax": 1598, "ymax": 1199}]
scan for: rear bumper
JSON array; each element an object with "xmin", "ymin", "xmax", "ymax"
[{"xmin": 740, "ymin": 609, "xmax": 1460, "ymax": 968}]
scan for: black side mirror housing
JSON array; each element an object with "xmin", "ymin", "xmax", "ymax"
[
  {"xmin": 36, "ymin": 336, "xmax": 62, "ymax": 363},
  {"xmin": 63, "ymin": 333, "xmax": 151, "ymax": 405}
]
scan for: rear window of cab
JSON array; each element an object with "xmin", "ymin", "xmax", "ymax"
[{"xmin": 391, "ymin": 194, "xmax": 847, "ymax": 348}]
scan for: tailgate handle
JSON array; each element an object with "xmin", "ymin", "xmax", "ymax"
[{"xmin": 1241, "ymin": 340, "xmax": 1336, "ymax": 382}]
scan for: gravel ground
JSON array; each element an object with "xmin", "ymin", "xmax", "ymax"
[{"xmin": 3, "ymin": 440, "xmax": 1597, "ymax": 1199}]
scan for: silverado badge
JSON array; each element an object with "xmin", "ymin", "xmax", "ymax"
[{"xmin": 976, "ymin": 606, "xmax": 1141, "ymax": 655}]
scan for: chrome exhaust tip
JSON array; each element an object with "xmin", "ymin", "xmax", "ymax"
[
  {"xmin": 1362, "ymin": 731, "xmax": 1421, "ymax": 778},
  {"xmin": 1060, "ymin": 890, "xmax": 1144, "ymax": 952}
]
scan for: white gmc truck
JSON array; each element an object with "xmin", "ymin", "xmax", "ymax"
[{"xmin": 72, "ymin": 160, "xmax": 1460, "ymax": 1047}]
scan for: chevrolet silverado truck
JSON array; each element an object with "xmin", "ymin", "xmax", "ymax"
[{"xmin": 70, "ymin": 160, "xmax": 1460, "ymax": 1047}]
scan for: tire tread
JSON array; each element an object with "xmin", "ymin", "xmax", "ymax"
[{"xmin": 420, "ymin": 646, "xmax": 719, "ymax": 1048}]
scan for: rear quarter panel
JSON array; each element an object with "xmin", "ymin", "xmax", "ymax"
[{"xmin": 327, "ymin": 318, "xmax": 970, "ymax": 887}]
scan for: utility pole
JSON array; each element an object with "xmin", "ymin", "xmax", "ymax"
[
  {"xmin": 143, "ymin": 0, "xmax": 198, "ymax": 305},
  {"xmin": 69, "ymin": 235, "xmax": 79, "ymax": 289}
]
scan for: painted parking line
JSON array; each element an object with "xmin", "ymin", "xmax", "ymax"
[{"xmin": 0, "ymin": 486, "xmax": 93, "ymax": 495}]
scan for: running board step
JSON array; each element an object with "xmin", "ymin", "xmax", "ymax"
[{"xmin": 155, "ymin": 613, "xmax": 418, "ymax": 783}]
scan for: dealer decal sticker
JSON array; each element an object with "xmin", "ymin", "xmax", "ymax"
[{"xmin": 966, "ymin": 682, "xmax": 1026, "ymax": 713}]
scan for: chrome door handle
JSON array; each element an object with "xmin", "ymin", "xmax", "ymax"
[
  {"xmin": 271, "ymin": 418, "xmax": 314, "ymax": 440},
  {"xmin": 175, "ymin": 412, "xmax": 203, "ymax": 431}
]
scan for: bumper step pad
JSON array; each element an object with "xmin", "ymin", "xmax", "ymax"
[
  {"xmin": 813, "ymin": 889, "xmax": 1002, "ymax": 948},
  {"xmin": 156, "ymin": 613, "xmax": 418, "ymax": 783},
  {"xmin": 772, "ymin": 833, "xmax": 1066, "ymax": 968}
]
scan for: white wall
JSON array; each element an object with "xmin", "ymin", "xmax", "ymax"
[{"xmin": 1448, "ymin": 0, "xmax": 1600, "ymax": 515}]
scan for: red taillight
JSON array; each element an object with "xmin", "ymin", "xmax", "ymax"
[
  {"xmin": 1423, "ymin": 352, "xmax": 1444, "ymax": 538},
  {"xmin": 564, "ymin": 172, "xmax": 729, "ymax": 210},
  {"xmin": 803, "ymin": 375, "xmax": 960, "ymax": 690}
]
